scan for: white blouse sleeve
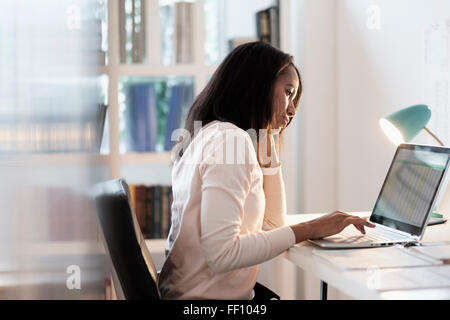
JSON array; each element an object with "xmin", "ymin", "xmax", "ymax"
[
  {"xmin": 198, "ymin": 131, "xmax": 295, "ymax": 274},
  {"xmin": 262, "ymin": 165, "xmax": 287, "ymax": 230}
]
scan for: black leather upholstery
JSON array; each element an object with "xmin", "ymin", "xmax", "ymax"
[
  {"xmin": 253, "ymin": 282, "xmax": 280, "ymax": 300},
  {"xmin": 94, "ymin": 179, "xmax": 160, "ymax": 300}
]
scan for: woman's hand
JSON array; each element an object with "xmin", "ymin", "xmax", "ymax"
[
  {"xmin": 257, "ymin": 130, "xmax": 281, "ymax": 169},
  {"xmin": 289, "ymin": 211, "xmax": 376, "ymax": 244}
]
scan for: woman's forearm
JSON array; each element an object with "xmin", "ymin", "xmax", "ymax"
[
  {"xmin": 261, "ymin": 131, "xmax": 287, "ymax": 229},
  {"xmin": 262, "ymin": 165, "xmax": 287, "ymax": 229},
  {"xmin": 289, "ymin": 222, "xmax": 313, "ymax": 244}
]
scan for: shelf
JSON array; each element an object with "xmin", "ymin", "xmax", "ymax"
[
  {"xmin": 104, "ymin": 64, "xmax": 218, "ymax": 76},
  {"xmin": 16, "ymin": 240, "xmax": 105, "ymax": 256},
  {"xmin": 15, "ymin": 239, "xmax": 165, "ymax": 257},
  {"xmin": 3, "ymin": 153, "xmax": 110, "ymax": 166},
  {"xmin": 1, "ymin": 153, "xmax": 173, "ymax": 166},
  {"xmin": 98, "ymin": 65, "xmax": 109, "ymax": 75},
  {"xmin": 119, "ymin": 152, "xmax": 172, "ymax": 165},
  {"xmin": 99, "ymin": 64, "xmax": 218, "ymax": 76}
]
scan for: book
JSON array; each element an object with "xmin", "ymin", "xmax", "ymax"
[
  {"xmin": 119, "ymin": 0, "xmax": 146, "ymax": 63},
  {"xmin": 132, "ymin": 0, "xmax": 146, "ymax": 63},
  {"xmin": 124, "ymin": 84, "xmax": 137, "ymax": 151},
  {"xmin": 180, "ymin": 83, "xmax": 194, "ymax": 126},
  {"xmin": 124, "ymin": 83, "xmax": 158, "ymax": 152},
  {"xmin": 118, "ymin": 0, "xmax": 127, "ymax": 63},
  {"xmin": 152, "ymin": 186, "xmax": 162, "ymax": 239},
  {"xmin": 129, "ymin": 184, "xmax": 173, "ymax": 239},
  {"xmin": 131, "ymin": 0, "xmax": 137, "ymax": 62},
  {"xmin": 268, "ymin": 6, "xmax": 280, "ymax": 48},
  {"xmin": 145, "ymin": 185, "xmax": 153, "ymax": 238},
  {"xmin": 168, "ymin": 185, "xmax": 173, "ymax": 232},
  {"xmin": 160, "ymin": 4, "xmax": 174, "ymax": 65},
  {"xmin": 132, "ymin": 84, "xmax": 145, "ymax": 152},
  {"xmin": 256, "ymin": 6, "xmax": 280, "ymax": 48},
  {"xmin": 256, "ymin": 9, "xmax": 270, "ymax": 43},
  {"xmin": 96, "ymin": 103, "xmax": 107, "ymax": 152},
  {"xmin": 128, "ymin": 184, "xmax": 137, "ymax": 215},
  {"xmin": 163, "ymin": 83, "xmax": 194, "ymax": 151},
  {"xmin": 161, "ymin": 186, "xmax": 169, "ymax": 238},
  {"xmin": 134, "ymin": 185, "xmax": 146, "ymax": 231},
  {"xmin": 164, "ymin": 84, "xmax": 183, "ymax": 151},
  {"xmin": 146, "ymin": 84, "xmax": 158, "ymax": 152},
  {"xmin": 174, "ymin": 2, "xmax": 194, "ymax": 64}
]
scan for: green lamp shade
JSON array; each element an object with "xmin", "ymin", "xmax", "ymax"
[{"xmin": 379, "ymin": 104, "xmax": 431, "ymax": 146}]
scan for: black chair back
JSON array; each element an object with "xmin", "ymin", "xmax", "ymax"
[{"xmin": 94, "ymin": 179, "xmax": 160, "ymax": 300}]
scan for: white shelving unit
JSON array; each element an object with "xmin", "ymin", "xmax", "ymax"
[{"xmin": 104, "ymin": 0, "xmax": 218, "ymax": 186}]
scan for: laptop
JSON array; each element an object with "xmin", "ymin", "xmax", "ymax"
[{"xmin": 310, "ymin": 144, "xmax": 450, "ymax": 249}]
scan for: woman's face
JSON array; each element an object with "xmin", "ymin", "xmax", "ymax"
[{"xmin": 271, "ymin": 65, "xmax": 300, "ymax": 130}]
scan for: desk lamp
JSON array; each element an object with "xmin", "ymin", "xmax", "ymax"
[
  {"xmin": 379, "ymin": 104, "xmax": 447, "ymax": 224},
  {"xmin": 379, "ymin": 104, "xmax": 444, "ymax": 146}
]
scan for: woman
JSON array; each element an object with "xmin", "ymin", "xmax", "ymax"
[{"xmin": 158, "ymin": 42, "xmax": 374, "ymax": 300}]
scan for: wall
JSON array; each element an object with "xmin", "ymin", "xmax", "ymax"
[
  {"xmin": 293, "ymin": 0, "xmax": 450, "ymax": 213},
  {"xmin": 276, "ymin": 0, "xmax": 340, "ymax": 300},
  {"xmin": 286, "ymin": 0, "xmax": 450, "ymax": 300},
  {"xmin": 336, "ymin": 0, "xmax": 450, "ymax": 211},
  {"xmin": 289, "ymin": 0, "xmax": 339, "ymax": 214}
]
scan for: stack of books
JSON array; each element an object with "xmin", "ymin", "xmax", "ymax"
[
  {"xmin": 17, "ymin": 186, "xmax": 99, "ymax": 242},
  {"xmin": 119, "ymin": 0, "xmax": 146, "ymax": 63},
  {"xmin": 174, "ymin": 1, "xmax": 194, "ymax": 64},
  {"xmin": 0, "ymin": 103, "xmax": 107, "ymax": 154},
  {"xmin": 256, "ymin": 6, "xmax": 280, "ymax": 49},
  {"xmin": 123, "ymin": 83, "xmax": 158, "ymax": 152},
  {"xmin": 119, "ymin": 0, "xmax": 194, "ymax": 65},
  {"xmin": 128, "ymin": 184, "xmax": 173, "ymax": 239},
  {"xmin": 122, "ymin": 82, "xmax": 193, "ymax": 152}
]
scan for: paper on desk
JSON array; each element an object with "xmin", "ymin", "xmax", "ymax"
[
  {"xmin": 313, "ymin": 246, "xmax": 442, "ymax": 270},
  {"xmin": 351, "ymin": 265, "xmax": 450, "ymax": 291},
  {"xmin": 410, "ymin": 245, "xmax": 450, "ymax": 261}
]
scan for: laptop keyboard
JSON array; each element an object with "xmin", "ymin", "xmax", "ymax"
[{"xmin": 331, "ymin": 227, "xmax": 409, "ymax": 244}]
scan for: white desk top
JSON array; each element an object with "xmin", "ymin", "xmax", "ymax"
[{"xmin": 284, "ymin": 212, "xmax": 450, "ymax": 300}]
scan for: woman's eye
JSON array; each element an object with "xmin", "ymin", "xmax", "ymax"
[{"xmin": 285, "ymin": 90, "xmax": 292, "ymax": 97}]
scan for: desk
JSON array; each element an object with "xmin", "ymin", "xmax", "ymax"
[{"xmin": 284, "ymin": 212, "xmax": 450, "ymax": 300}]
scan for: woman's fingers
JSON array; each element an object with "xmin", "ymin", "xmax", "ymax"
[
  {"xmin": 345, "ymin": 217, "xmax": 375, "ymax": 235},
  {"xmin": 348, "ymin": 219, "xmax": 365, "ymax": 234},
  {"xmin": 364, "ymin": 220, "xmax": 376, "ymax": 228},
  {"xmin": 353, "ymin": 223, "xmax": 366, "ymax": 234}
]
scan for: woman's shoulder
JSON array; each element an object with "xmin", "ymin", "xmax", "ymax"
[
  {"xmin": 200, "ymin": 121, "xmax": 254, "ymax": 142},
  {"xmin": 196, "ymin": 121, "xmax": 259, "ymax": 166}
]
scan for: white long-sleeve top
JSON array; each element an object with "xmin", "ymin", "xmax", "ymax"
[{"xmin": 158, "ymin": 120, "xmax": 296, "ymax": 300}]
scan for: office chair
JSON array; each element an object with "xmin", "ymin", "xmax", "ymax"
[
  {"xmin": 94, "ymin": 178, "xmax": 160, "ymax": 300},
  {"xmin": 94, "ymin": 178, "xmax": 280, "ymax": 300}
]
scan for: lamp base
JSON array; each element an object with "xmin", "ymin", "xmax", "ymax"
[{"xmin": 428, "ymin": 211, "xmax": 447, "ymax": 226}]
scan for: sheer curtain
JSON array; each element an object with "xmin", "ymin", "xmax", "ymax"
[{"xmin": 0, "ymin": 0, "xmax": 107, "ymax": 299}]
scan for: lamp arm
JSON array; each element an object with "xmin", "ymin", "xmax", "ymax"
[{"xmin": 423, "ymin": 127, "xmax": 445, "ymax": 146}]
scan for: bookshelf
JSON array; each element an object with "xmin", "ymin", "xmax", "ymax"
[{"xmin": 99, "ymin": 0, "xmax": 293, "ymax": 243}]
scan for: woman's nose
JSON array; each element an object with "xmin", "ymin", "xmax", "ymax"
[{"xmin": 287, "ymin": 102, "xmax": 296, "ymax": 118}]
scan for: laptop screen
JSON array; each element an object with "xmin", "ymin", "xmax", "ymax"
[{"xmin": 370, "ymin": 144, "xmax": 450, "ymax": 236}]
